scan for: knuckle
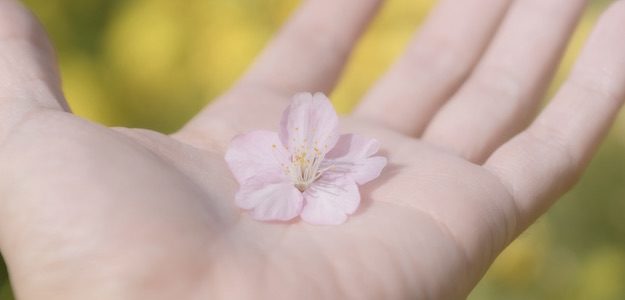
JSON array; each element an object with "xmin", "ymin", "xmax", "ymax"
[
  {"xmin": 281, "ymin": 21, "xmax": 351, "ymax": 64},
  {"xmin": 403, "ymin": 38, "xmax": 470, "ymax": 80},
  {"xmin": 468, "ymin": 65, "xmax": 523, "ymax": 103},
  {"xmin": 523, "ymin": 127, "xmax": 580, "ymax": 183},
  {"xmin": 567, "ymin": 72, "xmax": 623, "ymax": 106}
]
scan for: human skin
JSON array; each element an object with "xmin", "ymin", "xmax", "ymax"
[{"xmin": 0, "ymin": 0, "xmax": 624, "ymax": 299}]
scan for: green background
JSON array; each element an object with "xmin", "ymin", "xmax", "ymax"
[{"xmin": 1, "ymin": 0, "xmax": 624, "ymax": 299}]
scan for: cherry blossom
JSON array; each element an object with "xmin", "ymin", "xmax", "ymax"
[{"xmin": 225, "ymin": 92, "xmax": 386, "ymax": 225}]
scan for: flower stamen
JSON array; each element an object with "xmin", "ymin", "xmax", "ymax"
[{"xmin": 288, "ymin": 142, "xmax": 332, "ymax": 192}]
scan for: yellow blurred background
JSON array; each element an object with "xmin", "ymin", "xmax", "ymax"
[{"xmin": 1, "ymin": 0, "xmax": 624, "ymax": 299}]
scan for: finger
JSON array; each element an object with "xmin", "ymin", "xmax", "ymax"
[
  {"xmin": 423, "ymin": 0, "xmax": 588, "ymax": 163},
  {"xmin": 178, "ymin": 0, "xmax": 382, "ymax": 143},
  {"xmin": 0, "ymin": 0, "xmax": 66, "ymax": 106},
  {"xmin": 0, "ymin": 0, "xmax": 68, "ymax": 138},
  {"xmin": 353, "ymin": 0, "xmax": 513, "ymax": 135},
  {"xmin": 239, "ymin": 0, "xmax": 382, "ymax": 95},
  {"xmin": 484, "ymin": 1, "xmax": 625, "ymax": 230}
]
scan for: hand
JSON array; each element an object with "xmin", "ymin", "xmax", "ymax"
[{"xmin": 0, "ymin": 0, "xmax": 624, "ymax": 299}]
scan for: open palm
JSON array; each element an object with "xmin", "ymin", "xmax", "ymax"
[{"xmin": 1, "ymin": 0, "xmax": 624, "ymax": 299}]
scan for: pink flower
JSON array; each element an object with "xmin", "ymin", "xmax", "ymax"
[{"xmin": 225, "ymin": 93, "xmax": 387, "ymax": 225}]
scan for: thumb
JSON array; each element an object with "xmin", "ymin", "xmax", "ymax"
[{"xmin": 0, "ymin": 0, "xmax": 69, "ymax": 140}]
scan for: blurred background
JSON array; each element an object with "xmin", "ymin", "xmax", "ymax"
[{"xmin": 0, "ymin": 0, "xmax": 624, "ymax": 299}]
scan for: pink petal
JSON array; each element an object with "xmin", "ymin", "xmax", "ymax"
[
  {"xmin": 279, "ymin": 92, "xmax": 339, "ymax": 156},
  {"xmin": 326, "ymin": 133, "xmax": 380, "ymax": 159},
  {"xmin": 236, "ymin": 173, "xmax": 303, "ymax": 221},
  {"xmin": 300, "ymin": 175, "xmax": 360, "ymax": 225},
  {"xmin": 225, "ymin": 130, "xmax": 290, "ymax": 184},
  {"xmin": 324, "ymin": 134, "xmax": 387, "ymax": 185}
]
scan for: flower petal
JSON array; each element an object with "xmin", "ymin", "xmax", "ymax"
[
  {"xmin": 344, "ymin": 156, "xmax": 387, "ymax": 185},
  {"xmin": 225, "ymin": 130, "xmax": 290, "ymax": 184},
  {"xmin": 300, "ymin": 175, "xmax": 360, "ymax": 225},
  {"xmin": 279, "ymin": 92, "xmax": 339, "ymax": 157},
  {"xmin": 324, "ymin": 134, "xmax": 387, "ymax": 184},
  {"xmin": 236, "ymin": 173, "xmax": 303, "ymax": 221}
]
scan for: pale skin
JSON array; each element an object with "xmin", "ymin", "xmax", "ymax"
[{"xmin": 0, "ymin": 0, "xmax": 624, "ymax": 299}]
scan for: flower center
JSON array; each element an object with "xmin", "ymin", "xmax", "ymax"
[{"xmin": 287, "ymin": 147, "xmax": 331, "ymax": 192}]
